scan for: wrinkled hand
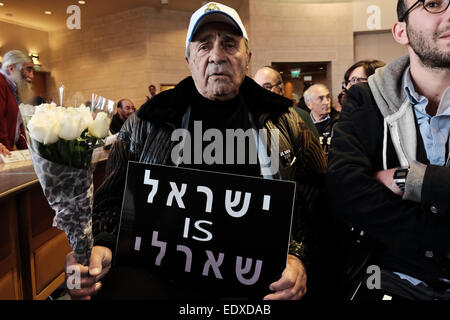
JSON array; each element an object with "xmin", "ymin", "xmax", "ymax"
[
  {"xmin": 373, "ymin": 168, "xmax": 403, "ymax": 196},
  {"xmin": 65, "ymin": 246, "xmax": 112, "ymax": 300},
  {"xmin": 264, "ymin": 255, "xmax": 307, "ymax": 300},
  {"xmin": 0, "ymin": 143, "xmax": 10, "ymax": 156}
]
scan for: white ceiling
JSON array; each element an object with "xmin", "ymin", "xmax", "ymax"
[{"xmin": 0, "ymin": 0, "xmax": 353, "ymax": 31}]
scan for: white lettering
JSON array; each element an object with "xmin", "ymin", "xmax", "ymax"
[{"xmin": 66, "ymin": 5, "xmax": 81, "ymax": 30}]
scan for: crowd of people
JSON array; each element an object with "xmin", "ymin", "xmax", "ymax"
[{"xmin": 1, "ymin": 0, "xmax": 448, "ymax": 301}]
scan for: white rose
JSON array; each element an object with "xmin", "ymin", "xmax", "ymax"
[
  {"xmin": 77, "ymin": 106, "xmax": 93, "ymax": 130},
  {"xmin": 28, "ymin": 111, "xmax": 60, "ymax": 144},
  {"xmin": 35, "ymin": 102, "xmax": 57, "ymax": 114},
  {"xmin": 88, "ymin": 112, "xmax": 110, "ymax": 138},
  {"xmin": 59, "ymin": 109, "xmax": 85, "ymax": 140}
]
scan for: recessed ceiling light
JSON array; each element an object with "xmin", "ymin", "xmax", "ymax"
[
  {"xmin": 44, "ymin": 10, "xmax": 52, "ymax": 15},
  {"xmin": 0, "ymin": 3, "xmax": 4, "ymax": 7},
  {"xmin": 78, "ymin": 1, "xmax": 86, "ymax": 4}
]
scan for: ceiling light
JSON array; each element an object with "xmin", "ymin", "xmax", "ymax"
[
  {"xmin": 78, "ymin": 1, "xmax": 86, "ymax": 4},
  {"xmin": 0, "ymin": 3, "xmax": 4, "ymax": 7},
  {"xmin": 44, "ymin": 11, "xmax": 52, "ymax": 15},
  {"xmin": 29, "ymin": 53, "xmax": 42, "ymax": 70}
]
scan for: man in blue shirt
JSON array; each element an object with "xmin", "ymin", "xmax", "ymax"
[{"xmin": 327, "ymin": 0, "xmax": 450, "ymax": 300}]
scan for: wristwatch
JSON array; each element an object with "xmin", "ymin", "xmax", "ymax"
[{"xmin": 393, "ymin": 167, "xmax": 409, "ymax": 192}]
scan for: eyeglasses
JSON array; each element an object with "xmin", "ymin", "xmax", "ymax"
[
  {"xmin": 399, "ymin": 0, "xmax": 450, "ymax": 22},
  {"xmin": 262, "ymin": 81, "xmax": 282, "ymax": 91},
  {"xmin": 343, "ymin": 76, "xmax": 368, "ymax": 89}
]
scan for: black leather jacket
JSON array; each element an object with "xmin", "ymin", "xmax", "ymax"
[{"xmin": 93, "ymin": 76, "xmax": 326, "ymax": 274}]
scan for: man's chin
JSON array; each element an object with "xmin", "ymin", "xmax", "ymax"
[
  {"xmin": 17, "ymin": 80, "xmax": 34, "ymax": 103},
  {"xmin": 205, "ymin": 83, "xmax": 237, "ymax": 100}
]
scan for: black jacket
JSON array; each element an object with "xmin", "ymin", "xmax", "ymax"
[
  {"xmin": 327, "ymin": 81, "xmax": 450, "ymax": 288},
  {"xmin": 93, "ymin": 76, "xmax": 326, "ymax": 277}
]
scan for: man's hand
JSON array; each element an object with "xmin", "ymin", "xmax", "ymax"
[
  {"xmin": 65, "ymin": 246, "xmax": 112, "ymax": 300},
  {"xmin": 0, "ymin": 143, "xmax": 10, "ymax": 156},
  {"xmin": 373, "ymin": 168, "xmax": 403, "ymax": 196},
  {"xmin": 263, "ymin": 255, "xmax": 307, "ymax": 300}
]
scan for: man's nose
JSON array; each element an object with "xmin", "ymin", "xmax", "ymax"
[
  {"xmin": 209, "ymin": 42, "xmax": 226, "ymax": 64},
  {"xmin": 27, "ymin": 70, "xmax": 34, "ymax": 80}
]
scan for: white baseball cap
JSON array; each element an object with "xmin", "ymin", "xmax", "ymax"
[{"xmin": 185, "ymin": 2, "xmax": 248, "ymax": 49}]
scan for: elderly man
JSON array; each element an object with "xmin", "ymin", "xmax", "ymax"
[
  {"xmin": 0, "ymin": 50, "xmax": 34, "ymax": 156},
  {"xmin": 304, "ymin": 84, "xmax": 338, "ymax": 152},
  {"xmin": 254, "ymin": 66, "xmax": 319, "ymax": 138},
  {"xmin": 327, "ymin": 0, "xmax": 450, "ymax": 300},
  {"xmin": 109, "ymin": 98, "xmax": 136, "ymax": 134},
  {"xmin": 66, "ymin": 2, "xmax": 325, "ymax": 300}
]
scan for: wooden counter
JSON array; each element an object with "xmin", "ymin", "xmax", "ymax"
[{"xmin": 0, "ymin": 151, "xmax": 108, "ymax": 300}]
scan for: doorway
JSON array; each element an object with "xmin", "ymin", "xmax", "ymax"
[{"xmin": 271, "ymin": 61, "xmax": 331, "ymax": 103}]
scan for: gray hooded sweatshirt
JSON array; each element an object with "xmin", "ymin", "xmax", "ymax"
[{"xmin": 368, "ymin": 55, "xmax": 436, "ymax": 203}]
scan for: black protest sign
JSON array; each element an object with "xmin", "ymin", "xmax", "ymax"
[{"xmin": 115, "ymin": 162, "xmax": 296, "ymax": 298}]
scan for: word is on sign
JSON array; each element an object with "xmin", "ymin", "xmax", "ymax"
[{"xmin": 114, "ymin": 162, "xmax": 296, "ymax": 298}]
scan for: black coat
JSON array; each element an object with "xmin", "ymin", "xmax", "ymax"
[{"xmin": 92, "ymin": 77, "xmax": 327, "ymax": 295}]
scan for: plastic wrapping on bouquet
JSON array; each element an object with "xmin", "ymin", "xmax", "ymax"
[{"xmin": 29, "ymin": 147, "xmax": 94, "ymax": 266}]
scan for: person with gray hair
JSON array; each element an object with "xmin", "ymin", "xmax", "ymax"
[
  {"xmin": 0, "ymin": 50, "xmax": 34, "ymax": 155},
  {"xmin": 304, "ymin": 84, "xmax": 338, "ymax": 153}
]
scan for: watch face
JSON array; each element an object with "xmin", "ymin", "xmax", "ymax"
[
  {"xmin": 394, "ymin": 168, "xmax": 409, "ymax": 179},
  {"xmin": 396, "ymin": 171, "xmax": 407, "ymax": 178}
]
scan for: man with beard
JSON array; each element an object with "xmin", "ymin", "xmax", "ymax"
[
  {"xmin": 0, "ymin": 50, "xmax": 34, "ymax": 156},
  {"xmin": 327, "ymin": 0, "xmax": 450, "ymax": 300},
  {"xmin": 109, "ymin": 98, "xmax": 136, "ymax": 134},
  {"xmin": 65, "ymin": 2, "xmax": 326, "ymax": 300}
]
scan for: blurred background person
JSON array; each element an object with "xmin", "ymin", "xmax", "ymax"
[
  {"xmin": 109, "ymin": 98, "xmax": 136, "ymax": 134},
  {"xmin": 0, "ymin": 50, "xmax": 34, "ymax": 156},
  {"xmin": 146, "ymin": 84, "xmax": 157, "ymax": 100},
  {"xmin": 254, "ymin": 66, "xmax": 319, "ymax": 138},
  {"xmin": 304, "ymin": 84, "xmax": 339, "ymax": 153},
  {"xmin": 343, "ymin": 59, "xmax": 386, "ymax": 91}
]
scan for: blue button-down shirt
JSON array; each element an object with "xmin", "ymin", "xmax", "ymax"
[
  {"xmin": 309, "ymin": 112, "xmax": 329, "ymax": 125},
  {"xmin": 403, "ymin": 67, "xmax": 450, "ymax": 166}
]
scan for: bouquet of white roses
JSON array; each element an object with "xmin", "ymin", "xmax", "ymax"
[{"xmin": 20, "ymin": 96, "xmax": 114, "ymax": 265}]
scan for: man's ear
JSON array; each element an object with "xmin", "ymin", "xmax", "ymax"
[
  {"xmin": 6, "ymin": 64, "xmax": 15, "ymax": 75},
  {"xmin": 305, "ymin": 100, "xmax": 312, "ymax": 111},
  {"xmin": 246, "ymin": 51, "xmax": 252, "ymax": 66},
  {"xmin": 392, "ymin": 21, "xmax": 409, "ymax": 46}
]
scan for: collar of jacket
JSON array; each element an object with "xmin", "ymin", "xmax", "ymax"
[{"xmin": 136, "ymin": 76, "xmax": 293, "ymax": 127}]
